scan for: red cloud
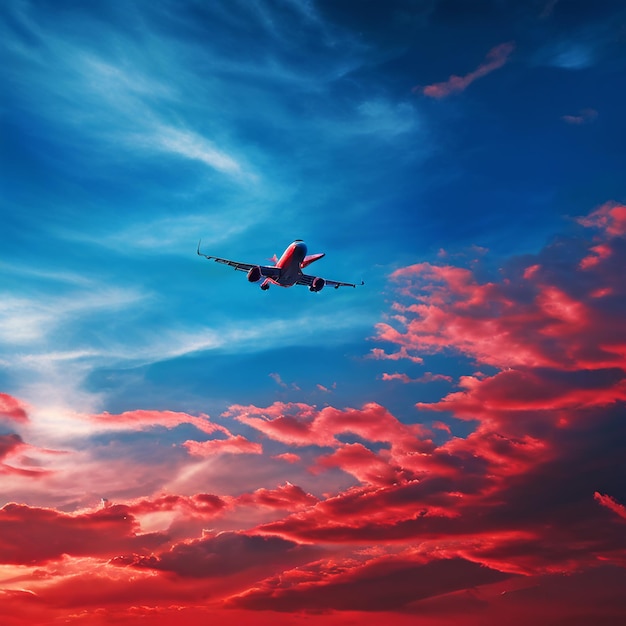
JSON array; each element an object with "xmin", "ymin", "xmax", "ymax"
[
  {"xmin": 432, "ymin": 420, "xmax": 451, "ymax": 433},
  {"xmin": 3, "ymin": 205, "xmax": 626, "ymax": 623},
  {"xmin": 416, "ymin": 367, "xmax": 626, "ymax": 425},
  {"xmin": 0, "ymin": 503, "xmax": 167, "ymax": 565},
  {"xmin": 578, "ymin": 201, "xmax": 626, "ymax": 237},
  {"xmin": 1, "ymin": 568, "xmax": 221, "ymax": 623},
  {"xmin": 0, "ymin": 393, "xmax": 29, "ymax": 422},
  {"xmin": 236, "ymin": 483, "xmax": 318, "ymax": 510},
  {"xmin": 252, "ymin": 205, "xmax": 626, "ymax": 582},
  {"xmin": 417, "ymin": 42, "xmax": 514, "ymax": 99},
  {"xmin": 314, "ymin": 443, "xmax": 405, "ymax": 487},
  {"xmin": 375, "ymin": 209, "xmax": 626, "ymax": 372},
  {"xmin": 224, "ymin": 401, "xmax": 432, "ymax": 455},
  {"xmin": 89, "ymin": 409, "xmax": 227, "ymax": 435},
  {"xmin": 183, "ymin": 434, "xmax": 262, "ymax": 456},
  {"xmin": 594, "ymin": 492, "xmax": 626, "ymax": 521},
  {"xmin": 127, "ymin": 492, "xmax": 227, "ymax": 516},
  {"xmin": 256, "ymin": 404, "xmax": 626, "ymax": 573},
  {"xmin": 273, "ymin": 452, "xmax": 301, "ymax": 463}
]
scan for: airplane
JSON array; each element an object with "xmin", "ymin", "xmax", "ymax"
[{"xmin": 197, "ymin": 239, "xmax": 364, "ymax": 291}]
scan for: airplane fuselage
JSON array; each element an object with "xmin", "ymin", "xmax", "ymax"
[{"xmin": 273, "ymin": 240, "xmax": 307, "ymax": 287}]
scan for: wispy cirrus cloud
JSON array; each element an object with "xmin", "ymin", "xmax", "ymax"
[
  {"xmin": 88, "ymin": 409, "xmax": 226, "ymax": 436},
  {"xmin": 0, "ymin": 3, "xmax": 254, "ymax": 182},
  {"xmin": 0, "ymin": 287, "xmax": 146, "ymax": 347},
  {"xmin": 416, "ymin": 42, "xmax": 515, "ymax": 99},
  {"xmin": 127, "ymin": 123, "xmax": 252, "ymax": 180}
]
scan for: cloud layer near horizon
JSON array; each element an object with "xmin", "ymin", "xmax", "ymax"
[{"xmin": 2, "ymin": 204, "xmax": 626, "ymax": 624}]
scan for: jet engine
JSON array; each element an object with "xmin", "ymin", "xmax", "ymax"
[
  {"xmin": 309, "ymin": 277, "xmax": 325, "ymax": 292},
  {"xmin": 247, "ymin": 266, "xmax": 262, "ymax": 282}
]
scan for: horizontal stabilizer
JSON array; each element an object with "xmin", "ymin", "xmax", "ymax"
[{"xmin": 301, "ymin": 252, "xmax": 325, "ymax": 268}]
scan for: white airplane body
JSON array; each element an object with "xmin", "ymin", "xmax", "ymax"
[{"xmin": 197, "ymin": 240, "xmax": 363, "ymax": 291}]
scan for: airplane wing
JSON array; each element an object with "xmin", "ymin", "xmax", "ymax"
[
  {"xmin": 197, "ymin": 244, "xmax": 281, "ymax": 279},
  {"xmin": 296, "ymin": 273, "xmax": 364, "ymax": 290}
]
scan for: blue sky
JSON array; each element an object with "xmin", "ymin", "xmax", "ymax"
[
  {"xmin": 2, "ymin": 2, "xmax": 626, "ymax": 624},
  {"xmin": 4, "ymin": 0, "xmax": 623, "ymax": 420}
]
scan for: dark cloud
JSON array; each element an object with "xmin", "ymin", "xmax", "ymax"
[
  {"xmin": 231, "ymin": 556, "xmax": 512, "ymax": 611},
  {"xmin": 0, "ymin": 433, "xmax": 24, "ymax": 460},
  {"xmin": 124, "ymin": 531, "xmax": 319, "ymax": 580}
]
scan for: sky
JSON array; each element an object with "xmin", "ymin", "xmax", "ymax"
[{"xmin": 1, "ymin": 0, "xmax": 626, "ymax": 624}]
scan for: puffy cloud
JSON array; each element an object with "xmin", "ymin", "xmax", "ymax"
[
  {"xmin": 127, "ymin": 492, "xmax": 227, "ymax": 517},
  {"xmin": 314, "ymin": 443, "xmax": 406, "ymax": 487},
  {"xmin": 254, "ymin": 205, "xmax": 626, "ymax": 582},
  {"xmin": 0, "ymin": 503, "xmax": 167, "ymax": 565},
  {"xmin": 235, "ymin": 483, "xmax": 318, "ymax": 510},
  {"xmin": 417, "ymin": 43, "xmax": 514, "ymax": 99},
  {"xmin": 3, "ymin": 205, "xmax": 626, "ymax": 621},
  {"xmin": 225, "ymin": 401, "xmax": 431, "ymax": 454},
  {"xmin": 374, "ymin": 207, "xmax": 626, "ymax": 372}
]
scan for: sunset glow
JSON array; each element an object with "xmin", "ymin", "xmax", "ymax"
[{"xmin": 2, "ymin": 1, "xmax": 626, "ymax": 624}]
